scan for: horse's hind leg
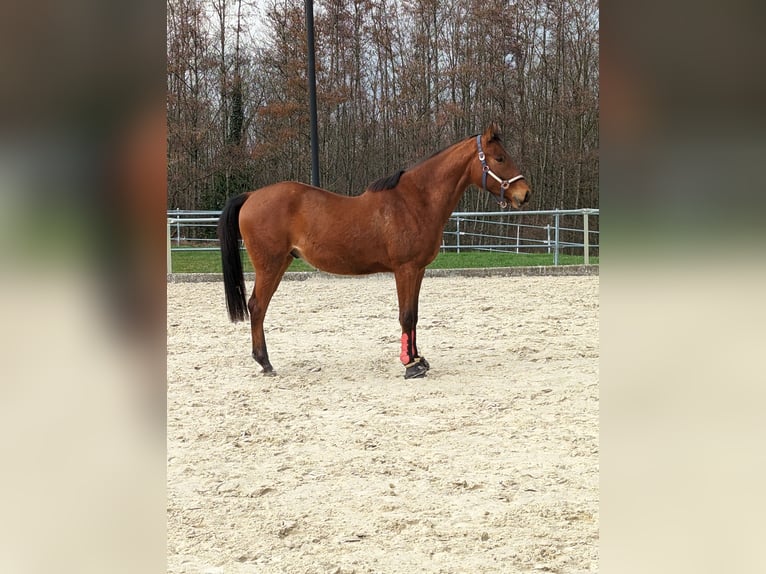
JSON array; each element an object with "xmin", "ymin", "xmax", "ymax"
[{"xmin": 248, "ymin": 255, "xmax": 292, "ymax": 376}]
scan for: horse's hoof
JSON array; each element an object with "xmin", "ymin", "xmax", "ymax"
[
  {"xmin": 262, "ymin": 368, "xmax": 277, "ymax": 377},
  {"xmin": 418, "ymin": 356, "xmax": 430, "ymax": 371},
  {"xmin": 404, "ymin": 360, "xmax": 428, "ymax": 379}
]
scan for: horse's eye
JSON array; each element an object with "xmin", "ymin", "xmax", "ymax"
[{"xmin": 495, "ymin": 156, "xmax": 504, "ymax": 163}]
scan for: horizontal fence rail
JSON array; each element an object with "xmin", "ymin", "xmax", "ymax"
[{"xmin": 167, "ymin": 208, "xmax": 599, "ymax": 272}]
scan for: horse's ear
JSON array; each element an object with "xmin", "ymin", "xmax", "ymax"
[{"xmin": 483, "ymin": 122, "xmax": 503, "ymax": 142}]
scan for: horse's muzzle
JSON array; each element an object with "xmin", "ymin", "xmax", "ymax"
[{"xmin": 510, "ymin": 184, "xmax": 531, "ymax": 209}]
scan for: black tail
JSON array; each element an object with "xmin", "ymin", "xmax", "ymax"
[{"xmin": 217, "ymin": 193, "xmax": 250, "ymax": 322}]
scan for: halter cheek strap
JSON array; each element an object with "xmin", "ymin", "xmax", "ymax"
[{"xmin": 476, "ymin": 134, "xmax": 525, "ymax": 208}]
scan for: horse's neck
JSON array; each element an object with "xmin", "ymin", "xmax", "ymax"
[{"xmin": 410, "ymin": 139, "xmax": 475, "ymax": 221}]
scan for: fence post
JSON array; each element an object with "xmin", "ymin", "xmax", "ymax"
[
  {"xmin": 546, "ymin": 224, "xmax": 551, "ymax": 254},
  {"xmin": 515, "ymin": 223, "xmax": 520, "ymax": 254},
  {"xmin": 456, "ymin": 217, "xmax": 461, "ymax": 254},
  {"xmin": 554, "ymin": 212, "xmax": 560, "ymax": 266},
  {"xmin": 167, "ymin": 219, "xmax": 172, "ymax": 274},
  {"xmin": 583, "ymin": 211, "xmax": 590, "ymax": 265},
  {"xmin": 175, "ymin": 208, "xmax": 181, "ymax": 246}
]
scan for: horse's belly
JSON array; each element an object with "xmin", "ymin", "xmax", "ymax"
[{"xmin": 295, "ymin": 244, "xmax": 390, "ymax": 276}]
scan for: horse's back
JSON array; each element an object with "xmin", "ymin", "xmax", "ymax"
[
  {"xmin": 240, "ymin": 181, "xmax": 387, "ymax": 227},
  {"xmin": 241, "ymin": 181, "xmax": 354, "ymax": 214}
]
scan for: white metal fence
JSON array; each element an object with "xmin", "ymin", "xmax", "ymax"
[{"xmin": 167, "ymin": 208, "xmax": 599, "ymax": 272}]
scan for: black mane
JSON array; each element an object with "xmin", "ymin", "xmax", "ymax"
[
  {"xmin": 367, "ymin": 170, "xmax": 406, "ymax": 192},
  {"xmin": 365, "ymin": 139, "xmax": 471, "ymax": 193}
]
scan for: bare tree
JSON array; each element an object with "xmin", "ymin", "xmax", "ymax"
[{"xmin": 167, "ymin": 0, "xmax": 599, "ymax": 218}]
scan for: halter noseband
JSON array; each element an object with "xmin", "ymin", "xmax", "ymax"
[{"xmin": 476, "ymin": 134, "xmax": 525, "ymax": 208}]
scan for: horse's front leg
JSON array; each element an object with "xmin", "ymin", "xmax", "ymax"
[{"xmin": 394, "ymin": 266, "xmax": 430, "ymax": 379}]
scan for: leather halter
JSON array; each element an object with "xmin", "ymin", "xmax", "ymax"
[{"xmin": 476, "ymin": 134, "xmax": 525, "ymax": 208}]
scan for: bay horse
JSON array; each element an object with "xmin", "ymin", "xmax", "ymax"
[{"xmin": 217, "ymin": 123, "xmax": 531, "ymax": 378}]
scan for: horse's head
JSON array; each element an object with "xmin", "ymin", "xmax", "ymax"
[{"xmin": 475, "ymin": 123, "xmax": 531, "ymax": 209}]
